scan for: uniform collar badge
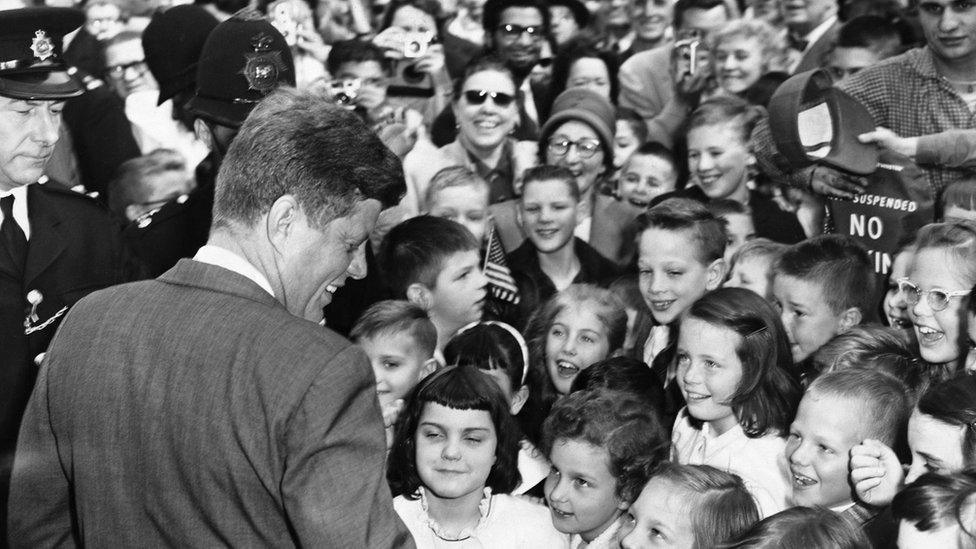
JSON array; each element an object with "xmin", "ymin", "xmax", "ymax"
[{"xmin": 30, "ymin": 30, "xmax": 55, "ymax": 62}]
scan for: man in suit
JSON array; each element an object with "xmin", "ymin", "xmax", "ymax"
[
  {"xmin": 781, "ymin": 0, "xmax": 840, "ymax": 73},
  {"xmin": 0, "ymin": 7, "xmax": 139, "ymax": 545},
  {"xmin": 9, "ymin": 87, "xmax": 414, "ymax": 546}
]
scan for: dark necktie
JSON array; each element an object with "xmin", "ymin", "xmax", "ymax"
[{"xmin": 0, "ymin": 194, "xmax": 28, "ymax": 274}]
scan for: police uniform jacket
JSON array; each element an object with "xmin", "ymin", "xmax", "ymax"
[{"xmin": 0, "ymin": 182, "xmax": 137, "ymax": 523}]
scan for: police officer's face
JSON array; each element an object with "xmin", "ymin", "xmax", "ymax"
[{"xmin": 0, "ymin": 97, "xmax": 62, "ymax": 192}]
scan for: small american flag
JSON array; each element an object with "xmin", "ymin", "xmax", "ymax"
[{"xmin": 483, "ymin": 223, "xmax": 520, "ymax": 305}]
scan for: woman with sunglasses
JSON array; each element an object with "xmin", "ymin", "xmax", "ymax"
[
  {"xmin": 900, "ymin": 221, "xmax": 976, "ymax": 378},
  {"xmin": 402, "ymin": 55, "xmax": 538, "ymax": 220}
]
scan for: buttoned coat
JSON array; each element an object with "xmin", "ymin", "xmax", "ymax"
[
  {"xmin": 0, "ymin": 183, "xmax": 134, "ymax": 545},
  {"xmin": 8, "ymin": 259, "xmax": 414, "ymax": 548}
]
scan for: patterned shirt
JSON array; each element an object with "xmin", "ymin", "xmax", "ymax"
[{"xmin": 755, "ymin": 46, "xmax": 976, "ymax": 198}]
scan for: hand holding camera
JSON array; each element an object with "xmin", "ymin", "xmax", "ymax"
[{"xmin": 671, "ymin": 30, "xmax": 712, "ymax": 103}]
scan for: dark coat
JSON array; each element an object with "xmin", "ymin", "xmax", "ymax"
[
  {"xmin": 508, "ymin": 237, "xmax": 622, "ymax": 328},
  {"xmin": 9, "ymin": 260, "xmax": 413, "ymax": 548},
  {"xmin": 0, "ymin": 183, "xmax": 137, "ymax": 544}
]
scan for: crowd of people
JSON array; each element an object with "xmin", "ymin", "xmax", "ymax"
[{"xmin": 1, "ymin": 0, "xmax": 976, "ymax": 545}]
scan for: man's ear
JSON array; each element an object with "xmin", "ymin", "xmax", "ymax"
[
  {"xmin": 420, "ymin": 358, "xmax": 438, "ymax": 380},
  {"xmin": 838, "ymin": 307, "xmax": 863, "ymax": 332},
  {"xmin": 575, "ymin": 199, "xmax": 587, "ymax": 225},
  {"xmin": 705, "ymin": 257, "xmax": 727, "ymax": 290},
  {"xmin": 406, "ymin": 282, "xmax": 431, "ymax": 309},
  {"xmin": 193, "ymin": 118, "xmax": 213, "ymax": 149},
  {"xmin": 266, "ymin": 194, "xmax": 300, "ymax": 252},
  {"xmin": 509, "ymin": 384, "xmax": 529, "ymax": 415}
]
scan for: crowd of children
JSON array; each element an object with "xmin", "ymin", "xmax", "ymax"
[{"xmin": 341, "ymin": 164, "xmax": 976, "ymax": 547}]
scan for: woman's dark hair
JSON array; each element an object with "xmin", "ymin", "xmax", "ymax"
[
  {"xmin": 724, "ymin": 506, "xmax": 871, "ymax": 549},
  {"xmin": 452, "ymin": 54, "xmax": 517, "ymax": 101},
  {"xmin": 891, "ymin": 469, "xmax": 976, "ymax": 542},
  {"xmin": 387, "ymin": 366, "xmax": 522, "ymax": 498},
  {"xmin": 444, "ymin": 321, "xmax": 528, "ymax": 393},
  {"xmin": 683, "ymin": 287, "xmax": 802, "ymax": 437},
  {"xmin": 548, "ymin": 37, "xmax": 619, "ymax": 105},
  {"xmin": 651, "ymin": 463, "xmax": 760, "ymax": 549},
  {"xmin": 541, "ymin": 388, "xmax": 669, "ymax": 503},
  {"xmin": 917, "ymin": 375, "xmax": 976, "ymax": 468}
]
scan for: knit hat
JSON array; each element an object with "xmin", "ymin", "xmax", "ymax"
[
  {"xmin": 184, "ymin": 11, "xmax": 295, "ymax": 128},
  {"xmin": 539, "ymin": 87, "xmax": 616, "ymax": 170},
  {"xmin": 142, "ymin": 5, "xmax": 219, "ymax": 106}
]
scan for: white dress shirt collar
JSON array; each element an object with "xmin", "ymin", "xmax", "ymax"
[
  {"xmin": 0, "ymin": 184, "xmax": 32, "ymax": 240},
  {"xmin": 804, "ymin": 15, "xmax": 837, "ymax": 50},
  {"xmin": 193, "ymin": 244, "xmax": 275, "ymax": 297}
]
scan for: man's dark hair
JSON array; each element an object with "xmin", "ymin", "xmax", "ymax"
[
  {"xmin": 674, "ymin": 0, "xmax": 728, "ymax": 29},
  {"xmin": 835, "ymin": 15, "xmax": 903, "ymax": 57},
  {"xmin": 482, "ymin": 0, "xmax": 551, "ymax": 35},
  {"xmin": 213, "ymin": 88, "xmax": 405, "ymax": 229},
  {"xmin": 326, "ymin": 39, "xmax": 390, "ymax": 76}
]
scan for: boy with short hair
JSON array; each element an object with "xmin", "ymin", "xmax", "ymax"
[
  {"xmin": 786, "ymin": 368, "xmax": 910, "ymax": 547},
  {"xmin": 594, "ymin": 142, "xmax": 679, "ymax": 267},
  {"xmin": 634, "ymin": 197, "xmax": 726, "ymax": 421},
  {"xmin": 378, "ymin": 216, "xmax": 489, "ymax": 357},
  {"xmin": 771, "ymin": 234, "xmax": 874, "ymax": 364},
  {"xmin": 726, "ymin": 238, "xmax": 787, "ymax": 302},
  {"xmin": 350, "ymin": 300, "xmax": 438, "ymax": 447},
  {"xmin": 941, "ymin": 178, "xmax": 976, "ymax": 223},
  {"xmin": 510, "ymin": 165, "xmax": 622, "ymax": 326}
]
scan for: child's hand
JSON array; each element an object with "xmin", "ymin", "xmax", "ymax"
[
  {"xmin": 849, "ymin": 439, "xmax": 904, "ymax": 507},
  {"xmin": 382, "ymin": 399, "xmax": 405, "ymax": 449}
]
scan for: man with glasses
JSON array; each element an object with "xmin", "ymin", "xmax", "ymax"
[
  {"xmin": 123, "ymin": 12, "xmax": 295, "ymax": 277},
  {"xmin": 102, "ymin": 30, "xmax": 209, "ymax": 166}
]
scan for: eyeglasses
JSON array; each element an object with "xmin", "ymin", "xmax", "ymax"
[
  {"xmin": 496, "ymin": 23, "xmax": 542, "ymax": 40},
  {"xmin": 897, "ymin": 278, "xmax": 971, "ymax": 311},
  {"xmin": 462, "ymin": 89, "xmax": 516, "ymax": 107},
  {"xmin": 107, "ymin": 60, "xmax": 147, "ymax": 78},
  {"xmin": 547, "ymin": 137, "xmax": 602, "ymax": 158}
]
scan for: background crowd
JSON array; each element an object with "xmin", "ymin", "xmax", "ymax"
[{"xmin": 2, "ymin": 0, "xmax": 976, "ymax": 545}]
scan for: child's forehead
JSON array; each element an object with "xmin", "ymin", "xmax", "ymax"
[
  {"xmin": 552, "ymin": 437, "xmax": 613, "ymax": 468},
  {"xmin": 553, "ymin": 302, "xmax": 611, "ymax": 332},
  {"xmin": 625, "ymin": 153, "xmax": 674, "ymax": 173},
  {"xmin": 361, "ymin": 330, "xmax": 422, "ymax": 353},
  {"xmin": 523, "ymin": 177, "xmax": 576, "ymax": 198},
  {"xmin": 640, "ymin": 227, "xmax": 709, "ymax": 264},
  {"xmin": 439, "ymin": 248, "xmax": 481, "ymax": 271},
  {"xmin": 798, "ymin": 390, "xmax": 868, "ymax": 440},
  {"xmin": 430, "ymin": 183, "xmax": 490, "ymax": 208},
  {"xmin": 772, "ymin": 274, "xmax": 828, "ymax": 301}
]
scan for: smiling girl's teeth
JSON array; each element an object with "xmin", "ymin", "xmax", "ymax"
[{"xmin": 556, "ymin": 360, "xmax": 579, "ymax": 377}]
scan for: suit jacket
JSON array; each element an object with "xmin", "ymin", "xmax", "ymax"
[
  {"xmin": 0, "ymin": 183, "xmax": 136, "ymax": 545},
  {"xmin": 793, "ymin": 20, "xmax": 841, "ymax": 74},
  {"xmin": 8, "ymin": 260, "xmax": 414, "ymax": 548}
]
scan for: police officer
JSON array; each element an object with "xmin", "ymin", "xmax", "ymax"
[
  {"xmin": 123, "ymin": 12, "xmax": 296, "ymax": 276},
  {"xmin": 0, "ymin": 7, "xmax": 139, "ymax": 544}
]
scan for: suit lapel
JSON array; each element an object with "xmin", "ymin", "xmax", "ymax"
[{"xmin": 24, "ymin": 185, "xmax": 66, "ymax": 287}]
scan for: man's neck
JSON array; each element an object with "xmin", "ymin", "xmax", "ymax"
[{"xmin": 208, "ymin": 228, "xmax": 282, "ymax": 299}]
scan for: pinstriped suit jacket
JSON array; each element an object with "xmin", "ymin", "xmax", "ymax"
[{"xmin": 9, "ymin": 259, "xmax": 414, "ymax": 548}]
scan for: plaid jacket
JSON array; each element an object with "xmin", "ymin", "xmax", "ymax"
[{"xmin": 756, "ymin": 47, "xmax": 976, "ymax": 199}]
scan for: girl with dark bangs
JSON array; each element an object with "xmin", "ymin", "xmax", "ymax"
[{"xmin": 387, "ymin": 366, "xmax": 568, "ymax": 547}]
